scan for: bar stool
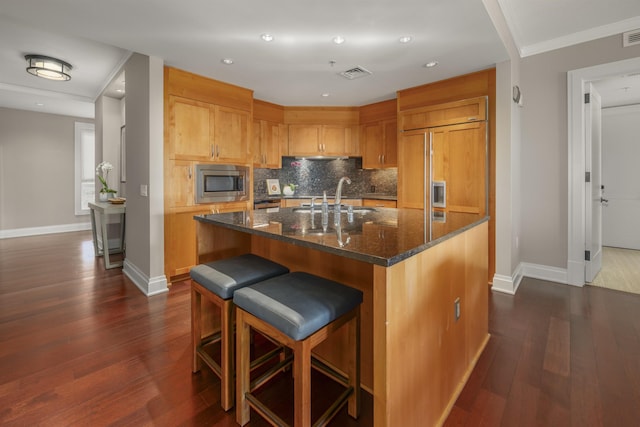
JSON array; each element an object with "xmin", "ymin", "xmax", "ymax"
[
  {"xmin": 233, "ymin": 271, "xmax": 363, "ymax": 427},
  {"xmin": 190, "ymin": 253, "xmax": 289, "ymax": 411}
]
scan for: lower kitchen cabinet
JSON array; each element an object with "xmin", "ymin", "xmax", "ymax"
[
  {"xmin": 363, "ymin": 199, "xmax": 397, "ymax": 208},
  {"xmin": 164, "ymin": 201, "xmax": 250, "ymax": 282}
]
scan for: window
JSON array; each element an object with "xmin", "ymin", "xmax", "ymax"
[{"xmin": 75, "ymin": 122, "xmax": 95, "ymax": 215}]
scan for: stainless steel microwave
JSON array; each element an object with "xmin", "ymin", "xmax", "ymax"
[{"xmin": 195, "ymin": 164, "xmax": 249, "ymax": 204}]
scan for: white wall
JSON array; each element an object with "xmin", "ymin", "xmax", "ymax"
[
  {"xmin": 0, "ymin": 108, "xmax": 93, "ymax": 235},
  {"xmin": 121, "ymin": 53, "xmax": 167, "ymax": 296},
  {"xmin": 519, "ymin": 35, "xmax": 640, "ymax": 271},
  {"xmin": 601, "ymin": 104, "xmax": 640, "ymax": 250}
]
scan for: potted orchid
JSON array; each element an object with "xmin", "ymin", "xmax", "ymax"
[{"xmin": 96, "ymin": 161, "xmax": 117, "ymax": 201}]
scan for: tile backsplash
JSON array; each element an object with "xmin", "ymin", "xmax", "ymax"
[{"xmin": 254, "ymin": 157, "xmax": 397, "ymax": 200}]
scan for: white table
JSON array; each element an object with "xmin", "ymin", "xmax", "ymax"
[{"xmin": 88, "ymin": 201, "xmax": 126, "ymax": 269}]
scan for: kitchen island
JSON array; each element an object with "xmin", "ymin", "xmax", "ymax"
[{"xmin": 195, "ymin": 207, "xmax": 488, "ymax": 426}]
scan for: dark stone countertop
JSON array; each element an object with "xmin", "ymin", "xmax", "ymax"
[{"xmin": 195, "ymin": 207, "xmax": 488, "ymax": 267}]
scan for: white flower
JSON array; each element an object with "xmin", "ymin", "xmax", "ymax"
[{"xmin": 96, "ymin": 161, "xmax": 113, "ymax": 175}]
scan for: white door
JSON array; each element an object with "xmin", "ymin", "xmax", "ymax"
[
  {"xmin": 585, "ymin": 83, "xmax": 603, "ymax": 283},
  {"xmin": 601, "ymin": 105, "xmax": 640, "ymax": 250}
]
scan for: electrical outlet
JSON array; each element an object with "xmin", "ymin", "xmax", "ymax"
[{"xmin": 454, "ymin": 298, "xmax": 461, "ymax": 321}]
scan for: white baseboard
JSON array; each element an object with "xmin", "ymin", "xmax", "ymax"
[
  {"xmin": 492, "ymin": 262, "xmax": 574, "ymax": 295},
  {"xmin": 520, "ymin": 262, "xmax": 568, "ymax": 285},
  {"xmin": 123, "ymin": 259, "xmax": 169, "ymax": 296},
  {"xmin": 491, "ymin": 263, "xmax": 524, "ymax": 295},
  {"xmin": 0, "ymin": 222, "xmax": 91, "ymax": 239}
]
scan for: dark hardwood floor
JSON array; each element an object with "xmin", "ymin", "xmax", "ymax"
[{"xmin": 1, "ymin": 231, "xmax": 639, "ymax": 426}]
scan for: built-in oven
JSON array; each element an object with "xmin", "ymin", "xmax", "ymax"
[{"xmin": 195, "ymin": 164, "xmax": 249, "ymax": 204}]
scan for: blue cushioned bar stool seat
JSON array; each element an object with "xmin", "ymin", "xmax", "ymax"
[
  {"xmin": 234, "ymin": 271, "xmax": 363, "ymax": 427},
  {"xmin": 190, "ymin": 254, "xmax": 289, "ymax": 411}
]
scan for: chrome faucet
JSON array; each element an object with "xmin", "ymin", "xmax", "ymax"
[{"xmin": 334, "ymin": 176, "xmax": 352, "ymax": 215}]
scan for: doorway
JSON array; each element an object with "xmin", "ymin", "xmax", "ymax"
[{"xmin": 567, "ymin": 56, "xmax": 640, "ymax": 286}]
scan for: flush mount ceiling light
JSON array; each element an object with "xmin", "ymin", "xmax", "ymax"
[
  {"xmin": 25, "ymin": 54, "xmax": 72, "ymax": 81},
  {"xmin": 332, "ymin": 36, "xmax": 345, "ymax": 45}
]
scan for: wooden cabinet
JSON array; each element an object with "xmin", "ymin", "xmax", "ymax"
[
  {"xmin": 166, "ymin": 160, "xmax": 195, "ymax": 208},
  {"xmin": 253, "ymin": 120, "xmax": 283, "ymax": 168},
  {"xmin": 164, "ymin": 201, "xmax": 250, "ymax": 281},
  {"xmin": 288, "ymin": 124, "xmax": 359, "ymax": 157},
  {"xmin": 432, "ymin": 121, "xmax": 487, "ymax": 216},
  {"xmin": 164, "ymin": 209, "xmax": 209, "ymax": 279},
  {"xmin": 362, "ymin": 119, "xmax": 397, "ymax": 168},
  {"xmin": 168, "ymin": 96, "xmax": 212, "ymax": 159},
  {"xmin": 398, "ymin": 122, "xmax": 486, "ymax": 216},
  {"xmin": 397, "ymin": 130, "xmax": 428, "ymax": 210},
  {"xmin": 168, "ymin": 96, "xmax": 249, "ymax": 163},
  {"xmin": 399, "ymin": 96, "xmax": 487, "ymax": 131},
  {"xmin": 363, "ymin": 199, "xmax": 397, "ymax": 208},
  {"xmin": 213, "ymin": 106, "xmax": 250, "ymax": 163}
]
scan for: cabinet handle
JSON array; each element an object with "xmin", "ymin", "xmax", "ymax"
[
  {"xmin": 468, "ymin": 117, "xmax": 478, "ymax": 121},
  {"xmin": 188, "ymin": 166, "xmax": 192, "ymax": 179},
  {"xmin": 381, "ymin": 154, "xmax": 385, "ymax": 164},
  {"xmin": 211, "ymin": 144, "xmax": 215, "ymax": 158},
  {"xmin": 216, "ymin": 144, "xmax": 220, "ymax": 158}
]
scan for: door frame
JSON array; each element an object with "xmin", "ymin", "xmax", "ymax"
[{"xmin": 567, "ymin": 56, "xmax": 640, "ymax": 286}]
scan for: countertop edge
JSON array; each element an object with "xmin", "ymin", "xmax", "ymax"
[{"xmin": 195, "ymin": 213, "xmax": 488, "ymax": 267}]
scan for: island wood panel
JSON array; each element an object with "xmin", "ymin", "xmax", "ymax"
[{"xmin": 374, "ymin": 221, "xmax": 488, "ymax": 427}]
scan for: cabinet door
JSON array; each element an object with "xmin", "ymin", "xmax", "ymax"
[
  {"xmin": 254, "ymin": 120, "xmax": 283, "ymax": 168},
  {"xmin": 288, "ymin": 125, "xmax": 321, "ymax": 155},
  {"xmin": 252, "ymin": 119, "xmax": 263, "ymax": 166},
  {"xmin": 382, "ymin": 119, "xmax": 398, "ymax": 168},
  {"xmin": 397, "ymin": 130, "xmax": 427, "ymax": 209},
  {"xmin": 169, "ymin": 96, "xmax": 212, "ymax": 160},
  {"xmin": 167, "ymin": 160, "xmax": 194, "ymax": 208},
  {"xmin": 443, "ymin": 121, "xmax": 487, "ymax": 215},
  {"xmin": 263, "ymin": 121, "xmax": 282, "ymax": 168},
  {"xmin": 321, "ymin": 125, "xmax": 347, "ymax": 155},
  {"xmin": 363, "ymin": 199, "xmax": 397, "ymax": 208},
  {"xmin": 362, "ymin": 123, "xmax": 383, "ymax": 169},
  {"xmin": 213, "ymin": 106, "xmax": 250, "ymax": 163},
  {"xmin": 165, "ymin": 209, "xmax": 208, "ymax": 280},
  {"xmin": 400, "ymin": 97, "xmax": 487, "ymax": 131}
]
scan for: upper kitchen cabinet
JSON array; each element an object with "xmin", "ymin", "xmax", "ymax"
[
  {"xmin": 400, "ymin": 96, "xmax": 487, "ymax": 131},
  {"xmin": 360, "ymin": 99, "xmax": 397, "ymax": 169},
  {"xmin": 168, "ymin": 98, "xmax": 249, "ymax": 163},
  {"xmin": 164, "ymin": 67, "xmax": 253, "ymax": 164},
  {"xmin": 285, "ymin": 107, "xmax": 359, "ymax": 157},
  {"xmin": 213, "ymin": 105, "xmax": 250, "ymax": 164},
  {"xmin": 253, "ymin": 99, "xmax": 285, "ymax": 168},
  {"xmin": 168, "ymin": 96, "xmax": 212, "ymax": 159}
]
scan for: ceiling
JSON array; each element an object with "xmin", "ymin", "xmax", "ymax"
[{"xmin": 1, "ymin": 0, "xmax": 640, "ymax": 118}]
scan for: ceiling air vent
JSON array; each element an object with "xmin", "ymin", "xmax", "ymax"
[
  {"xmin": 623, "ymin": 29, "xmax": 640, "ymax": 47},
  {"xmin": 339, "ymin": 66, "xmax": 373, "ymax": 80}
]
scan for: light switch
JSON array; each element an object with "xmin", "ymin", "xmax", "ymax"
[{"xmin": 140, "ymin": 184, "xmax": 148, "ymax": 197}]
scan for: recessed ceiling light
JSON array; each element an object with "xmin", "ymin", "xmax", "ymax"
[
  {"xmin": 332, "ymin": 36, "xmax": 345, "ymax": 45},
  {"xmin": 261, "ymin": 33, "xmax": 274, "ymax": 42},
  {"xmin": 424, "ymin": 61, "xmax": 439, "ymax": 68},
  {"xmin": 399, "ymin": 36, "xmax": 412, "ymax": 43},
  {"xmin": 322, "ymin": 93, "xmax": 330, "ymax": 97},
  {"xmin": 35, "ymin": 102, "xmax": 45, "ymax": 107},
  {"xmin": 221, "ymin": 58, "xmax": 234, "ymax": 65}
]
